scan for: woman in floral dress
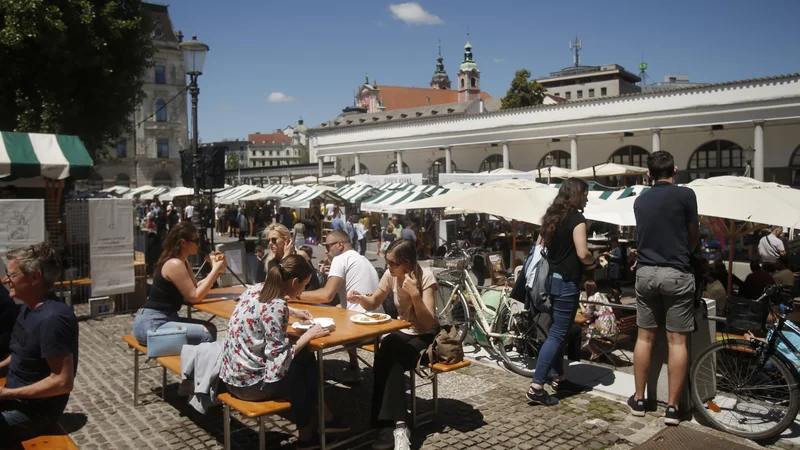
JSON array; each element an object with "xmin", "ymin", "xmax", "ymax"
[
  {"xmin": 580, "ymin": 280, "xmax": 618, "ymax": 360},
  {"xmin": 219, "ymin": 254, "xmax": 348, "ymax": 449}
]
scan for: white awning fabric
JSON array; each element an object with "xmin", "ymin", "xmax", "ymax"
[
  {"xmin": 360, "ymin": 188, "xmax": 448, "ymax": 214},
  {"xmin": 140, "ymin": 186, "xmax": 171, "ymax": 200},
  {"xmin": 333, "ymin": 183, "xmax": 376, "ymax": 203}
]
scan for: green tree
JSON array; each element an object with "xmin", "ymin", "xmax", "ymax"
[
  {"xmin": 0, "ymin": 0, "xmax": 154, "ymax": 160},
  {"xmin": 225, "ymin": 152, "xmax": 239, "ymax": 170},
  {"xmin": 500, "ymin": 69, "xmax": 546, "ymax": 110}
]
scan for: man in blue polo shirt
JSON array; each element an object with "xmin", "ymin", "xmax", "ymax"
[
  {"xmin": 628, "ymin": 151, "xmax": 699, "ymax": 426},
  {"xmin": 0, "ymin": 243, "xmax": 79, "ymax": 443}
]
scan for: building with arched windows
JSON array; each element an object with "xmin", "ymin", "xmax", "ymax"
[
  {"xmin": 94, "ymin": 3, "xmax": 188, "ymax": 189},
  {"xmin": 309, "ymin": 73, "xmax": 800, "ymax": 186}
]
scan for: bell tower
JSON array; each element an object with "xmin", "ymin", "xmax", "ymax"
[
  {"xmin": 430, "ymin": 40, "xmax": 452, "ymax": 90},
  {"xmin": 457, "ymin": 35, "xmax": 480, "ymax": 102}
]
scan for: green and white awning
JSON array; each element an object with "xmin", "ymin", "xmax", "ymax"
[
  {"xmin": 333, "ymin": 183, "xmax": 376, "ymax": 203},
  {"xmin": 0, "ymin": 131, "xmax": 94, "ymax": 180},
  {"xmin": 281, "ymin": 187, "xmax": 344, "ymax": 210},
  {"xmin": 360, "ymin": 188, "xmax": 448, "ymax": 214},
  {"xmin": 590, "ymin": 185, "xmax": 650, "ymax": 200},
  {"xmin": 140, "ymin": 186, "xmax": 171, "ymax": 200}
]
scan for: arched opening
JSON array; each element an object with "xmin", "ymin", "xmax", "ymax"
[
  {"xmin": 428, "ymin": 157, "xmax": 456, "ymax": 184},
  {"xmin": 87, "ymin": 171, "xmax": 104, "ymax": 192},
  {"xmin": 385, "ymin": 161, "xmax": 411, "ymax": 174},
  {"xmin": 470, "ymin": 77, "xmax": 477, "ymax": 88},
  {"xmin": 790, "ymin": 144, "xmax": 800, "ymax": 188},
  {"xmin": 479, "ymin": 154, "xmax": 507, "ymax": 172},
  {"xmin": 155, "ymin": 99, "xmax": 167, "ymax": 122},
  {"xmin": 460, "ymin": 79, "xmax": 465, "ymax": 88},
  {"xmin": 348, "ymin": 163, "xmax": 369, "ymax": 176},
  {"xmin": 152, "ymin": 170, "xmax": 173, "ymax": 187},
  {"xmin": 609, "ymin": 145, "xmax": 649, "ymax": 167},
  {"xmin": 116, "ymin": 173, "xmax": 131, "ymax": 187},
  {"xmin": 537, "ymin": 150, "xmax": 571, "ymax": 169},
  {"xmin": 687, "ymin": 139, "xmax": 745, "ymax": 181}
]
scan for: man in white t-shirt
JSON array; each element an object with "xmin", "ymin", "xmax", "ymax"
[
  {"xmin": 758, "ymin": 227, "xmax": 786, "ymax": 269},
  {"xmin": 297, "ymin": 230, "xmax": 381, "ymax": 382},
  {"xmin": 184, "ymin": 204, "xmax": 194, "ymax": 220}
]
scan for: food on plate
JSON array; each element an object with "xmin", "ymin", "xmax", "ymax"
[{"xmin": 353, "ymin": 313, "xmax": 390, "ymax": 323}]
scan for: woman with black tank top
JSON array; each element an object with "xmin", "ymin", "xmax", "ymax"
[
  {"xmin": 526, "ymin": 178, "xmax": 596, "ymax": 406},
  {"xmin": 132, "ymin": 222, "xmax": 227, "ymax": 345}
]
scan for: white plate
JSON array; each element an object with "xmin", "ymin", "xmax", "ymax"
[
  {"xmin": 350, "ymin": 313, "xmax": 391, "ymax": 325},
  {"xmin": 291, "ymin": 317, "xmax": 335, "ymax": 330}
]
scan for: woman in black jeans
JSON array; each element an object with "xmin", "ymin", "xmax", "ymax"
[
  {"xmin": 346, "ymin": 239, "xmax": 438, "ymax": 450},
  {"xmin": 526, "ymin": 178, "xmax": 596, "ymax": 406}
]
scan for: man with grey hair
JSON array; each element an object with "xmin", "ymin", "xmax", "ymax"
[{"xmin": 0, "ymin": 242, "xmax": 79, "ymax": 443}]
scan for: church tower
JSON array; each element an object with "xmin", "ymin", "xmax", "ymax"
[
  {"xmin": 457, "ymin": 39, "xmax": 480, "ymax": 102},
  {"xmin": 429, "ymin": 41, "xmax": 452, "ymax": 90}
]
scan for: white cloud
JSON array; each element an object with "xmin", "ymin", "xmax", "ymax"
[
  {"xmin": 266, "ymin": 92, "xmax": 296, "ymax": 103},
  {"xmin": 493, "ymin": 57, "xmax": 504, "ymax": 63},
  {"xmin": 388, "ymin": 3, "xmax": 443, "ymax": 25}
]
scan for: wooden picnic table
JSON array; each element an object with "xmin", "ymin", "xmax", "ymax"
[
  {"xmin": 185, "ymin": 286, "xmax": 247, "ymax": 318},
  {"xmin": 192, "ymin": 298, "xmax": 411, "ymax": 449}
]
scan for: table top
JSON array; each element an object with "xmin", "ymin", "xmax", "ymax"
[
  {"xmin": 193, "ymin": 300, "xmax": 411, "ymax": 351},
  {"xmin": 200, "ymin": 286, "xmax": 248, "ymax": 303}
]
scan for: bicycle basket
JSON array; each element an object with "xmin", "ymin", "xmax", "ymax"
[
  {"xmin": 431, "ymin": 256, "xmax": 469, "ymax": 271},
  {"xmin": 726, "ymin": 296, "xmax": 771, "ymax": 331}
]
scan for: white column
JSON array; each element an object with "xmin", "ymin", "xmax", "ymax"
[
  {"xmin": 502, "ymin": 141, "xmax": 510, "ymax": 170},
  {"xmin": 354, "ymin": 154, "xmax": 360, "ymax": 175},
  {"xmin": 651, "ymin": 128, "xmax": 661, "ymax": 153},
  {"xmin": 396, "ymin": 152, "xmax": 403, "ymax": 174},
  {"xmin": 569, "ymin": 135, "xmax": 578, "ymax": 171},
  {"xmin": 445, "ymin": 146, "xmax": 452, "ymax": 173},
  {"xmin": 753, "ymin": 120, "xmax": 765, "ymax": 182},
  {"xmin": 317, "ymin": 158, "xmax": 323, "ymax": 177}
]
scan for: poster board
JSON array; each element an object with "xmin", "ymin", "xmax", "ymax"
[
  {"xmin": 487, "ymin": 251, "xmax": 506, "ymax": 285},
  {"xmin": 215, "ymin": 241, "xmax": 246, "ymax": 288},
  {"xmin": 89, "ymin": 199, "xmax": 135, "ymax": 296},
  {"xmin": 0, "ymin": 199, "xmax": 46, "ymax": 273}
]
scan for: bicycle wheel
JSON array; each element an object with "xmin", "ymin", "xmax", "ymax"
[
  {"xmin": 490, "ymin": 299, "xmax": 541, "ymax": 377},
  {"xmin": 690, "ymin": 338, "xmax": 800, "ymax": 441},
  {"xmin": 436, "ymin": 283, "xmax": 470, "ymax": 326}
]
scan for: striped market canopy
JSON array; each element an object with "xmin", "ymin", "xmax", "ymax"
[
  {"xmin": 281, "ymin": 187, "xmax": 344, "ymax": 210},
  {"xmin": 376, "ymin": 183, "xmax": 449, "ymax": 196},
  {"xmin": 214, "ymin": 185, "xmax": 262, "ymax": 204},
  {"xmin": 360, "ymin": 188, "xmax": 449, "ymax": 214},
  {"xmin": 590, "ymin": 185, "xmax": 650, "ymax": 200},
  {"xmin": 238, "ymin": 184, "xmax": 299, "ymax": 202},
  {"xmin": 159, "ymin": 186, "xmax": 195, "ymax": 202},
  {"xmin": 140, "ymin": 186, "xmax": 171, "ymax": 200},
  {"xmin": 0, "ymin": 131, "xmax": 94, "ymax": 180},
  {"xmin": 333, "ymin": 183, "xmax": 376, "ymax": 203}
]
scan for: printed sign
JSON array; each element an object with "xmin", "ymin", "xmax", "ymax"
[
  {"xmin": 89, "ymin": 199, "xmax": 135, "ymax": 296},
  {"xmin": 0, "ymin": 199, "xmax": 46, "ymax": 273},
  {"xmin": 352, "ymin": 173, "xmax": 424, "ymax": 186}
]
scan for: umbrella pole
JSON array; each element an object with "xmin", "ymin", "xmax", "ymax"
[
  {"xmin": 511, "ymin": 220, "xmax": 517, "ymax": 268},
  {"xmin": 726, "ymin": 219, "xmax": 735, "ymax": 295}
]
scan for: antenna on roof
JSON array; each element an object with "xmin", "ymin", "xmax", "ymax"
[
  {"xmin": 569, "ymin": 37, "xmax": 582, "ymax": 67},
  {"xmin": 638, "ymin": 54, "xmax": 649, "ymax": 86},
  {"xmin": 438, "ymin": 39, "xmax": 441, "ymax": 56}
]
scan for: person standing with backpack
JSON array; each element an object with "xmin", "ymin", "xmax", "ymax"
[{"xmin": 526, "ymin": 178, "xmax": 595, "ymax": 406}]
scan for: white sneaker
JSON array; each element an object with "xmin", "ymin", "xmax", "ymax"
[
  {"xmin": 372, "ymin": 428, "xmax": 394, "ymax": 450},
  {"xmin": 393, "ymin": 427, "xmax": 411, "ymax": 450}
]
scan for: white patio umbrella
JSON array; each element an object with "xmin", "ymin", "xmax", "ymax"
[
  {"xmin": 292, "ymin": 175, "xmax": 318, "ymax": 185},
  {"xmin": 483, "ymin": 167, "xmax": 523, "ymax": 174},
  {"xmin": 318, "ymin": 174, "xmax": 347, "ymax": 184},
  {"xmin": 530, "ymin": 166, "xmax": 573, "ymax": 179},
  {"xmin": 584, "ymin": 196, "xmax": 637, "ymax": 226},
  {"xmin": 569, "ymin": 163, "xmax": 648, "ymax": 179}
]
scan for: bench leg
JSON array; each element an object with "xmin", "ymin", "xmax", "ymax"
[
  {"xmin": 433, "ymin": 373, "xmax": 439, "ymax": 424},
  {"xmin": 410, "ymin": 370, "xmax": 417, "ymax": 428},
  {"xmin": 223, "ymin": 404, "xmax": 231, "ymax": 450},
  {"xmin": 258, "ymin": 417, "xmax": 265, "ymax": 450},
  {"xmin": 317, "ymin": 349, "xmax": 326, "ymax": 450},
  {"xmin": 162, "ymin": 365, "xmax": 167, "ymax": 400},
  {"xmin": 133, "ymin": 349, "xmax": 140, "ymax": 407}
]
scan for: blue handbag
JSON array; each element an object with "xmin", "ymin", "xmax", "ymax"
[{"xmin": 146, "ymin": 326, "xmax": 188, "ymax": 358}]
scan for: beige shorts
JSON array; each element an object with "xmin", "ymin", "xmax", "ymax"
[{"xmin": 635, "ymin": 265, "xmax": 695, "ymax": 333}]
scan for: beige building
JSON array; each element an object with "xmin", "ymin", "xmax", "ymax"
[
  {"xmin": 95, "ymin": 3, "xmax": 188, "ymax": 188},
  {"xmin": 536, "ymin": 63, "xmax": 642, "ymax": 101},
  {"xmin": 246, "ymin": 120, "xmax": 309, "ymax": 168}
]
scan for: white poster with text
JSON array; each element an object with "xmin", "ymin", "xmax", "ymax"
[
  {"xmin": 89, "ymin": 199, "xmax": 135, "ymax": 296},
  {"xmin": 0, "ymin": 199, "xmax": 45, "ymax": 273}
]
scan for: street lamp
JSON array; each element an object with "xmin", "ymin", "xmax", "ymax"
[
  {"xmin": 744, "ymin": 146, "xmax": 755, "ymax": 178},
  {"xmin": 180, "ymin": 35, "xmax": 210, "ymax": 255},
  {"xmin": 544, "ymin": 153, "xmax": 555, "ymax": 184}
]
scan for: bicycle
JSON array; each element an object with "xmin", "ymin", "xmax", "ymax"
[
  {"xmin": 432, "ymin": 245, "xmax": 545, "ymax": 377},
  {"xmin": 689, "ymin": 284, "xmax": 800, "ymax": 441}
]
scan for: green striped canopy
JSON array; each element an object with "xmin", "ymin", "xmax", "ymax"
[{"xmin": 0, "ymin": 131, "xmax": 94, "ymax": 180}]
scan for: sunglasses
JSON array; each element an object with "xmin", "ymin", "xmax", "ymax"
[
  {"xmin": 267, "ymin": 237, "xmax": 282, "ymax": 244},
  {"xmin": 185, "ymin": 238, "xmax": 200, "ymax": 245},
  {"xmin": 324, "ymin": 241, "xmax": 342, "ymax": 250},
  {"xmin": 386, "ymin": 260, "xmax": 401, "ymax": 268}
]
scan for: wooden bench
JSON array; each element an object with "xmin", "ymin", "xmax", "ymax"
[
  {"xmin": 360, "ymin": 344, "xmax": 471, "ymax": 427},
  {"xmin": 122, "ymin": 335, "xmax": 290, "ymax": 450},
  {"xmin": 0, "ymin": 377, "xmax": 79, "ymax": 449}
]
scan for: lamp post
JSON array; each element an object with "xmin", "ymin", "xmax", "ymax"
[
  {"xmin": 744, "ymin": 146, "xmax": 755, "ymax": 178},
  {"xmin": 545, "ymin": 153, "xmax": 555, "ymax": 185},
  {"xmin": 180, "ymin": 35, "xmax": 210, "ymax": 256}
]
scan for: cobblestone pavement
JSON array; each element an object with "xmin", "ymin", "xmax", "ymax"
[{"xmin": 57, "ymin": 311, "xmax": 798, "ymax": 450}]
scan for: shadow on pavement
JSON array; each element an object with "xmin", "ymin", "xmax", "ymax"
[
  {"xmin": 59, "ymin": 412, "xmax": 88, "ymax": 434},
  {"xmin": 411, "ymin": 398, "xmax": 486, "ymax": 448}
]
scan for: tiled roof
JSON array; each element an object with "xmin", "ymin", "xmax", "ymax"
[
  {"xmin": 374, "ymin": 86, "xmax": 491, "ymax": 111},
  {"xmin": 248, "ymin": 132, "xmax": 292, "ymax": 145}
]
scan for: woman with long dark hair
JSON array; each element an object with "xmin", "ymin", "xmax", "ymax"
[
  {"xmin": 347, "ymin": 239, "xmax": 438, "ymax": 450},
  {"xmin": 132, "ymin": 221, "xmax": 226, "ymax": 345},
  {"xmin": 526, "ymin": 178, "xmax": 595, "ymax": 406},
  {"xmin": 220, "ymin": 254, "xmax": 348, "ymax": 449}
]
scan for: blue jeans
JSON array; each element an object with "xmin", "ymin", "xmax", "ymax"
[
  {"xmin": 132, "ymin": 308, "xmax": 217, "ymax": 346},
  {"xmin": 532, "ymin": 275, "xmax": 580, "ymax": 385},
  {"xmin": 0, "ymin": 400, "xmax": 61, "ymax": 444}
]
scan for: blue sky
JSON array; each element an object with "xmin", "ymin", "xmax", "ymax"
[{"xmin": 166, "ymin": 0, "xmax": 800, "ymax": 143}]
